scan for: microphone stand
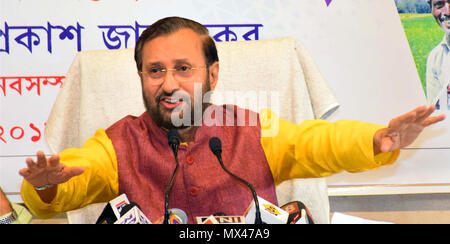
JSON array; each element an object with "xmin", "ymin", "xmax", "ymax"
[
  {"xmin": 164, "ymin": 129, "xmax": 181, "ymax": 224},
  {"xmin": 209, "ymin": 137, "xmax": 263, "ymax": 224},
  {"xmin": 216, "ymin": 153, "xmax": 263, "ymax": 224}
]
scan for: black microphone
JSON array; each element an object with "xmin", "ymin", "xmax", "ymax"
[
  {"xmin": 164, "ymin": 128, "xmax": 181, "ymax": 224},
  {"xmin": 95, "ymin": 203, "xmax": 117, "ymax": 224},
  {"xmin": 96, "ymin": 194, "xmax": 130, "ymax": 224},
  {"xmin": 95, "ymin": 194, "xmax": 147, "ymax": 224},
  {"xmin": 209, "ymin": 137, "xmax": 263, "ymax": 224},
  {"xmin": 115, "ymin": 201, "xmax": 152, "ymax": 224},
  {"xmin": 168, "ymin": 128, "xmax": 181, "ymax": 153},
  {"xmin": 280, "ymin": 201, "xmax": 315, "ymax": 224},
  {"xmin": 97, "ymin": 203, "xmax": 143, "ymax": 224},
  {"xmin": 119, "ymin": 202, "xmax": 141, "ymax": 216}
]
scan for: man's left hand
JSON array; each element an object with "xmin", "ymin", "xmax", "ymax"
[{"xmin": 373, "ymin": 105, "xmax": 446, "ymax": 155}]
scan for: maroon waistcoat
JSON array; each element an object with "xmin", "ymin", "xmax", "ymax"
[{"xmin": 105, "ymin": 104, "xmax": 278, "ymax": 223}]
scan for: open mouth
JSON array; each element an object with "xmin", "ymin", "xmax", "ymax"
[
  {"xmin": 440, "ymin": 15, "xmax": 450, "ymax": 26},
  {"xmin": 160, "ymin": 97, "xmax": 184, "ymax": 109},
  {"xmin": 162, "ymin": 97, "xmax": 183, "ymax": 104}
]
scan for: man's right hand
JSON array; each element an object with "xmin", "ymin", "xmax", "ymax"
[{"xmin": 19, "ymin": 151, "xmax": 85, "ymax": 202}]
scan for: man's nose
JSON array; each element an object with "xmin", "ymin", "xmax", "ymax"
[{"xmin": 161, "ymin": 70, "xmax": 180, "ymax": 94}]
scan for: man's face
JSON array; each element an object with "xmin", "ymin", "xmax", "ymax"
[
  {"xmin": 139, "ymin": 28, "xmax": 219, "ymax": 130},
  {"xmin": 432, "ymin": 0, "xmax": 450, "ymax": 33}
]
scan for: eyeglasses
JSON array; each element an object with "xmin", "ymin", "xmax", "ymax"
[{"xmin": 140, "ymin": 64, "xmax": 206, "ymax": 85}]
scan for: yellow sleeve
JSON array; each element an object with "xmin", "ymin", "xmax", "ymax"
[
  {"xmin": 260, "ymin": 109, "xmax": 400, "ymax": 186},
  {"xmin": 21, "ymin": 129, "xmax": 119, "ymax": 219}
]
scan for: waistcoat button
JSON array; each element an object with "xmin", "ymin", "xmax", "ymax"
[
  {"xmin": 189, "ymin": 186, "xmax": 199, "ymax": 196},
  {"xmin": 186, "ymin": 155, "xmax": 195, "ymax": 165}
]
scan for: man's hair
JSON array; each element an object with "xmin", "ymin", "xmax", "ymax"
[{"xmin": 134, "ymin": 16, "xmax": 219, "ymax": 72}]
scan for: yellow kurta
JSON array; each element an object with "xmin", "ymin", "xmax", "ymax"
[{"xmin": 21, "ymin": 110, "xmax": 399, "ymax": 218}]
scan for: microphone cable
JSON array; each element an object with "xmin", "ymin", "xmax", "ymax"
[
  {"xmin": 209, "ymin": 137, "xmax": 263, "ymax": 224},
  {"xmin": 164, "ymin": 128, "xmax": 181, "ymax": 224}
]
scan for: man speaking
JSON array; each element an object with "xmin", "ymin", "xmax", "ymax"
[{"xmin": 19, "ymin": 17, "xmax": 445, "ymax": 223}]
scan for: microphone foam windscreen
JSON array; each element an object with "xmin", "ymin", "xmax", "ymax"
[
  {"xmin": 167, "ymin": 128, "xmax": 180, "ymax": 145},
  {"xmin": 209, "ymin": 137, "xmax": 222, "ymax": 154}
]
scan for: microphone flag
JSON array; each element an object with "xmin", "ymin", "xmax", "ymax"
[
  {"xmin": 244, "ymin": 196, "xmax": 289, "ymax": 224},
  {"xmin": 114, "ymin": 206, "xmax": 152, "ymax": 224},
  {"xmin": 196, "ymin": 215, "xmax": 245, "ymax": 224},
  {"xmin": 280, "ymin": 201, "xmax": 315, "ymax": 224},
  {"xmin": 95, "ymin": 193, "xmax": 130, "ymax": 224}
]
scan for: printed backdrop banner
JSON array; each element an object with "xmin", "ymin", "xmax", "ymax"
[{"xmin": 0, "ymin": 0, "xmax": 448, "ymax": 202}]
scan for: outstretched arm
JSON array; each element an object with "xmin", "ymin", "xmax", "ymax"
[
  {"xmin": 373, "ymin": 105, "xmax": 445, "ymax": 155},
  {"xmin": 19, "ymin": 151, "xmax": 85, "ymax": 203},
  {"xmin": 19, "ymin": 129, "xmax": 119, "ymax": 218}
]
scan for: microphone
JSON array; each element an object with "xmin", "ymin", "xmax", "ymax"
[
  {"xmin": 280, "ymin": 201, "xmax": 315, "ymax": 224},
  {"xmin": 168, "ymin": 128, "xmax": 181, "ymax": 153},
  {"xmin": 115, "ymin": 202, "xmax": 152, "ymax": 224},
  {"xmin": 96, "ymin": 193, "xmax": 130, "ymax": 224},
  {"xmin": 197, "ymin": 215, "xmax": 246, "ymax": 224},
  {"xmin": 200, "ymin": 215, "xmax": 220, "ymax": 224},
  {"xmin": 95, "ymin": 194, "xmax": 152, "ymax": 224},
  {"xmin": 153, "ymin": 208, "xmax": 188, "ymax": 224},
  {"xmin": 119, "ymin": 202, "xmax": 140, "ymax": 216},
  {"xmin": 164, "ymin": 128, "xmax": 181, "ymax": 224},
  {"xmin": 167, "ymin": 208, "xmax": 188, "ymax": 224},
  {"xmin": 244, "ymin": 196, "xmax": 289, "ymax": 224},
  {"xmin": 209, "ymin": 137, "xmax": 263, "ymax": 224}
]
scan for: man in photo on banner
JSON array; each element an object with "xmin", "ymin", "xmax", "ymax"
[{"xmin": 426, "ymin": 0, "xmax": 450, "ymax": 109}]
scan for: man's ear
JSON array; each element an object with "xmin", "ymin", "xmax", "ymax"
[
  {"xmin": 208, "ymin": 61, "xmax": 219, "ymax": 91},
  {"xmin": 138, "ymin": 71, "xmax": 145, "ymax": 87}
]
